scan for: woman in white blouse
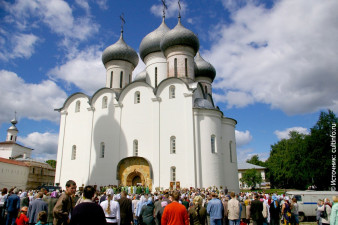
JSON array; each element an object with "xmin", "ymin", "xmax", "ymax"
[{"xmin": 100, "ymin": 189, "xmax": 120, "ymax": 225}]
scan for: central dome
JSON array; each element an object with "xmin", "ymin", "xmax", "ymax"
[
  {"xmin": 160, "ymin": 20, "xmax": 199, "ymax": 55},
  {"xmin": 139, "ymin": 18, "xmax": 170, "ymax": 61},
  {"xmin": 102, "ymin": 33, "xmax": 139, "ymax": 67}
]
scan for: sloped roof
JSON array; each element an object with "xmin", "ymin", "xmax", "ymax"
[
  {"xmin": 238, "ymin": 162, "xmax": 266, "ymax": 170},
  {"xmin": 0, "ymin": 157, "xmax": 28, "ymax": 167}
]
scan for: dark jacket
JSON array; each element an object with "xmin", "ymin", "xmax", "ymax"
[
  {"xmin": 70, "ymin": 202, "xmax": 106, "ymax": 225},
  {"xmin": 5, "ymin": 194, "xmax": 20, "ymax": 213},
  {"xmin": 139, "ymin": 204, "xmax": 155, "ymax": 225},
  {"xmin": 188, "ymin": 205, "xmax": 207, "ymax": 225},
  {"xmin": 53, "ymin": 193, "xmax": 73, "ymax": 225},
  {"xmin": 269, "ymin": 202, "xmax": 280, "ymax": 220},
  {"xmin": 28, "ymin": 198, "xmax": 48, "ymax": 224},
  {"xmin": 118, "ymin": 197, "xmax": 133, "ymax": 225},
  {"xmin": 250, "ymin": 199, "xmax": 264, "ymax": 222}
]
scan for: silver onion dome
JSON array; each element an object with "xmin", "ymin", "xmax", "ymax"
[
  {"xmin": 139, "ymin": 18, "xmax": 170, "ymax": 61},
  {"xmin": 102, "ymin": 32, "xmax": 139, "ymax": 67},
  {"xmin": 194, "ymin": 52, "xmax": 216, "ymax": 81},
  {"xmin": 160, "ymin": 19, "xmax": 199, "ymax": 55}
]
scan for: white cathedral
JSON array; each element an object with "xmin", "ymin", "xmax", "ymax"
[{"xmin": 55, "ymin": 14, "xmax": 239, "ymax": 192}]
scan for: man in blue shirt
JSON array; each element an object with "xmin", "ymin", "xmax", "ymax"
[
  {"xmin": 5, "ymin": 188, "xmax": 20, "ymax": 225},
  {"xmin": 207, "ymin": 192, "xmax": 224, "ymax": 225}
]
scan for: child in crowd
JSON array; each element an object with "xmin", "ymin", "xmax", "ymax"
[
  {"xmin": 16, "ymin": 206, "xmax": 29, "ymax": 225},
  {"xmin": 36, "ymin": 211, "xmax": 47, "ymax": 225}
]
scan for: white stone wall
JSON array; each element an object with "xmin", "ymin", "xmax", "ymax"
[
  {"xmin": 0, "ymin": 144, "xmax": 32, "ymax": 159},
  {"xmin": 144, "ymin": 52, "xmax": 167, "ymax": 87},
  {"xmin": 0, "ymin": 161, "xmax": 29, "ymax": 189},
  {"xmin": 104, "ymin": 60, "xmax": 135, "ymax": 89}
]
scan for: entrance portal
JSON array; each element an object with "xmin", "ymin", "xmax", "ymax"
[{"xmin": 116, "ymin": 157, "xmax": 153, "ymax": 190}]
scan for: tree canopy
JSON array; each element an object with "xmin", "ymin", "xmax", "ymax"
[
  {"xmin": 240, "ymin": 168, "xmax": 263, "ymax": 189},
  {"xmin": 46, "ymin": 159, "xmax": 56, "ymax": 168},
  {"xmin": 266, "ymin": 110, "xmax": 337, "ymax": 190}
]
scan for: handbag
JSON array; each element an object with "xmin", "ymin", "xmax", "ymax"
[{"xmin": 320, "ymin": 205, "xmax": 327, "ymax": 219}]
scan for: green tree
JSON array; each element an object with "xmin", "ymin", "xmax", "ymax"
[
  {"xmin": 246, "ymin": 155, "xmax": 267, "ymax": 167},
  {"xmin": 240, "ymin": 168, "xmax": 263, "ymax": 189},
  {"xmin": 46, "ymin": 160, "xmax": 56, "ymax": 168}
]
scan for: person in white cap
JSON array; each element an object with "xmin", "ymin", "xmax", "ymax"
[{"xmin": 100, "ymin": 189, "xmax": 120, "ymax": 225}]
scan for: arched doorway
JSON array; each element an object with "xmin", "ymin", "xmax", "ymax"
[{"xmin": 116, "ymin": 157, "xmax": 153, "ymax": 190}]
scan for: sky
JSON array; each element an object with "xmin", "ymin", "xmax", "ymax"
[{"xmin": 0, "ymin": 0, "xmax": 337, "ymax": 162}]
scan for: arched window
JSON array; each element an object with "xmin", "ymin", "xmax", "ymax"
[
  {"xmin": 155, "ymin": 67, "xmax": 158, "ymax": 87},
  {"xmin": 174, "ymin": 58, "xmax": 178, "ymax": 77},
  {"xmin": 110, "ymin": 71, "xmax": 113, "ymax": 88},
  {"xmin": 211, "ymin": 135, "xmax": 216, "ymax": 153},
  {"xmin": 100, "ymin": 142, "xmax": 105, "ymax": 158},
  {"xmin": 75, "ymin": 101, "xmax": 80, "ymax": 112},
  {"xmin": 170, "ymin": 166, "xmax": 176, "ymax": 182},
  {"xmin": 170, "ymin": 136, "xmax": 176, "ymax": 154},
  {"xmin": 169, "ymin": 85, "xmax": 175, "ymax": 99},
  {"xmin": 135, "ymin": 91, "xmax": 140, "ymax": 104},
  {"xmin": 133, "ymin": 140, "xmax": 138, "ymax": 156},
  {"xmin": 229, "ymin": 141, "xmax": 233, "ymax": 162},
  {"xmin": 102, "ymin": 96, "xmax": 108, "ymax": 109},
  {"xmin": 120, "ymin": 71, "xmax": 123, "ymax": 88},
  {"xmin": 71, "ymin": 145, "xmax": 76, "ymax": 160},
  {"xmin": 185, "ymin": 58, "xmax": 188, "ymax": 77}
]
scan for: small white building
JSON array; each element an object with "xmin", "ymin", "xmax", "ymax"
[
  {"xmin": 55, "ymin": 14, "xmax": 240, "ymax": 192},
  {"xmin": 238, "ymin": 162, "xmax": 269, "ymax": 189}
]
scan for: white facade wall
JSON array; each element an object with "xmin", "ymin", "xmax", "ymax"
[
  {"xmin": 0, "ymin": 144, "xmax": 32, "ymax": 159},
  {"xmin": 0, "ymin": 161, "xmax": 29, "ymax": 189}
]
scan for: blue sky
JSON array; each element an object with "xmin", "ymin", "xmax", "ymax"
[{"xmin": 0, "ymin": 0, "xmax": 337, "ymax": 162}]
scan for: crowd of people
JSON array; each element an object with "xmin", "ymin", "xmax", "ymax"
[{"xmin": 0, "ymin": 180, "xmax": 337, "ymax": 225}]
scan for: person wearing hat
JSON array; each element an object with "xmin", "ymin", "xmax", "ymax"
[
  {"xmin": 269, "ymin": 195, "xmax": 280, "ymax": 225},
  {"xmin": 100, "ymin": 188, "xmax": 120, "ymax": 225},
  {"xmin": 16, "ymin": 206, "xmax": 29, "ymax": 225},
  {"xmin": 5, "ymin": 188, "xmax": 20, "ymax": 225}
]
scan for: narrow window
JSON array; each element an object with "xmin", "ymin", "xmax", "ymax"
[
  {"xmin": 71, "ymin": 145, "xmax": 76, "ymax": 160},
  {"xmin": 110, "ymin": 71, "xmax": 113, "ymax": 88},
  {"xmin": 120, "ymin": 71, "xmax": 123, "ymax": 88},
  {"xmin": 102, "ymin": 96, "xmax": 108, "ymax": 109},
  {"xmin": 211, "ymin": 135, "xmax": 216, "ymax": 153},
  {"xmin": 100, "ymin": 142, "xmax": 105, "ymax": 158},
  {"xmin": 75, "ymin": 101, "xmax": 80, "ymax": 112},
  {"xmin": 229, "ymin": 141, "xmax": 233, "ymax": 162},
  {"xmin": 185, "ymin": 58, "xmax": 188, "ymax": 77},
  {"xmin": 32, "ymin": 168, "xmax": 35, "ymax": 174},
  {"xmin": 174, "ymin": 58, "xmax": 178, "ymax": 77},
  {"xmin": 205, "ymin": 86, "xmax": 208, "ymax": 95},
  {"xmin": 135, "ymin": 91, "xmax": 140, "ymax": 104},
  {"xmin": 134, "ymin": 140, "xmax": 138, "ymax": 156},
  {"xmin": 171, "ymin": 166, "xmax": 176, "ymax": 182},
  {"xmin": 129, "ymin": 74, "xmax": 132, "ymax": 83},
  {"xmin": 10, "ymin": 135, "xmax": 13, "ymax": 141},
  {"xmin": 155, "ymin": 67, "xmax": 158, "ymax": 87},
  {"xmin": 167, "ymin": 62, "xmax": 169, "ymax": 77},
  {"xmin": 169, "ymin": 85, "xmax": 175, "ymax": 99},
  {"xmin": 170, "ymin": 136, "xmax": 176, "ymax": 154}
]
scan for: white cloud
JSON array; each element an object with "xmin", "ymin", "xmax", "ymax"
[
  {"xmin": 12, "ymin": 33, "xmax": 39, "ymax": 59},
  {"xmin": 3, "ymin": 0, "xmax": 99, "ymax": 49},
  {"xmin": 150, "ymin": 0, "xmax": 187, "ymax": 19},
  {"xmin": 0, "ymin": 70, "xmax": 67, "ymax": 125},
  {"xmin": 96, "ymin": 0, "xmax": 108, "ymax": 10},
  {"xmin": 18, "ymin": 132, "xmax": 58, "ymax": 160},
  {"xmin": 48, "ymin": 46, "xmax": 106, "ymax": 95},
  {"xmin": 274, "ymin": 126, "xmax": 309, "ymax": 140},
  {"xmin": 206, "ymin": 0, "xmax": 338, "ymax": 115},
  {"xmin": 235, "ymin": 130, "xmax": 253, "ymax": 147},
  {"xmin": 237, "ymin": 148, "xmax": 269, "ymax": 163}
]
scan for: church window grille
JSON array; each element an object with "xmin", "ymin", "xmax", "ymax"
[
  {"xmin": 155, "ymin": 67, "xmax": 158, "ymax": 87},
  {"xmin": 185, "ymin": 58, "xmax": 188, "ymax": 77},
  {"xmin": 170, "ymin": 136, "xmax": 176, "ymax": 154},
  {"xmin": 133, "ymin": 140, "xmax": 138, "ymax": 156},
  {"xmin": 229, "ymin": 141, "xmax": 233, "ymax": 162},
  {"xmin": 75, "ymin": 101, "xmax": 80, "ymax": 112},
  {"xmin": 211, "ymin": 135, "xmax": 216, "ymax": 153},
  {"xmin": 169, "ymin": 85, "xmax": 175, "ymax": 99},
  {"xmin": 174, "ymin": 58, "xmax": 178, "ymax": 77},
  {"xmin": 135, "ymin": 91, "xmax": 140, "ymax": 104},
  {"xmin": 102, "ymin": 96, "xmax": 108, "ymax": 109},
  {"xmin": 71, "ymin": 145, "xmax": 76, "ymax": 160},
  {"xmin": 100, "ymin": 142, "xmax": 105, "ymax": 158},
  {"xmin": 171, "ymin": 166, "xmax": 176, "ymax": 182},
  {"xmin": 110, "ymin": 71, "xmax": 113, "ymax": 88},
  {"xmin": 120, "ymin": 71, "xmax": 123, "ymax": 88}
]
